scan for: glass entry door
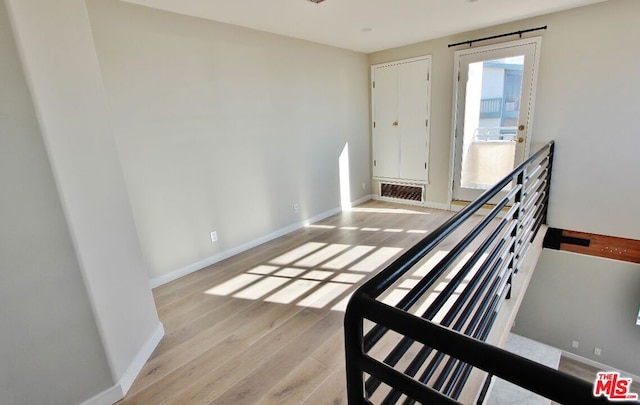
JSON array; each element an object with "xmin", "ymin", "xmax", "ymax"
[{"xmin": 452, "ymin": 38, "xmax": 542, "ymax": 202}]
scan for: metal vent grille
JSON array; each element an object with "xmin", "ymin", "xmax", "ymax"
[{"xmin": 380, "ymin": 183, "xmax": 424, "ymax": 202}]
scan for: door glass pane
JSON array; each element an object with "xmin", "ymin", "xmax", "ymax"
[{"xmin": 460, "ymin": 56, "xmax": 524, "ymax": 190}]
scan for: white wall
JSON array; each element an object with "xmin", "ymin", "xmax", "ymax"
[
  {"xmin": 85, "ymin": 0, "xmax": 371, "ymax": 282},
  {"xmin": 5, "ymin": 0, "xmax": 162, "ymax": 398},
  {"xmin": 370, "ymin": 0, "xmax": 640, "ymax": 241},
  {"xmin": 514, "ymin": 250, "xmax": 640, "ymax": 376},
  {"xmin": 524, "ymin": 0, "xmax": 640, "ymax": 241},
  {"xmin": 481, "ymin": 67, "xmax": 505, "ymax": 100},
  {"xmin": 0, "ymin": 1, "xmax": 113, "ymax": 404}
]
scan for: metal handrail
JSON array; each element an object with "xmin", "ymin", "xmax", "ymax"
[{"xmin": 344, "ymin": 141, "xmax": 607, "ymax": 404}]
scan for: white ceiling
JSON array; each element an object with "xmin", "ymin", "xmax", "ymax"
[{"xmin": 122, "ymin": 0, "xmax": 607, "ymax": 53}]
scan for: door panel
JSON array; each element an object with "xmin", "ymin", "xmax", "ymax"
[
  {"xmin": 398, "ymin": 59, "xmax": 429, "ymax": 181},
  {"xmin": 373, "ymin": 64, "xmax": 400, "ymax": 179},
  {"xmin": 452, "ymin": 38, "xmax": 541, "ymax": 202}
]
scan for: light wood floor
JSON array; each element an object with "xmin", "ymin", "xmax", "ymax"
[
  {"xmin": 116, "ymin": 199, "xmax": 623, "ymax": 405},
  {"xmin": 118, "ymin": 200, "xmax": 460, "ymax": 405}
]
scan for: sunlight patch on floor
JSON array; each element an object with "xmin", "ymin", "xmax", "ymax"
[
  {"xmin": 351, "ymin": 207, "xmax": 431, "ymax": 215},
  {"xmin": 203, "ymin": 240, "xmax": 404, "ymax": 311},
  {"xmin": 333, "ymin": 273, "xmax": 365, "ymax": 283},
  {"xmin": 232, "ymin": 276, "xmax": 289, "ymax": 300},
  {"xmin": 274, "ymin": 268, "xmax": 306, "ymax": 278},
  {"xmin": 412, "ymin": 250, "xmax": 449, "ymax": 277},
  {"xmin": 270, "ymin": 242, "xmax": 327, "ymax": 265},
  {"xmin": 294, "ymin": 244, "xmax": 351, "ymax": 267},
  {"xmin": 306, "ymin": 224, "xmax": 336, "ymax": 230},
  {"xmin": 350, "ymin": 247, "xmax": 402, "ymax": 272},
  {"xmin": 201, "ymin": 217, "xmax": 474, "ymax": 315},
  {"xmin": 248, "ymin": 265, "xmax": 280, "ymax": 275},
  {"xmin": 322, "ymin": 245, "xmax": 376, "ymax": 270},
  {"xmin": 204, "ymin": 274, "xmax": 262, "ymax": 296},
  {"xmin": 307, "ymin": 224, "xmax": 431, "ymax": 235},
  {"xmin": 264, "ymin": 279, "xmax": 320, "ymax": 305},
  {"xmin": 298, "ymin": 282, "xmax": 352, "ymax": 309}
]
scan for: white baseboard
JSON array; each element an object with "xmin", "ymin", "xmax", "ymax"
[
  {"xmin": 150, "ymin": 195, "xmax": 373, "ymax": 289},
  {"xmin": 119, "ymin": 322, "xmax": 165, "ymax": 395},
  {"xmin": 79, "ymin": 384, "xmax": 122, "ymax": 405},
  {"xmin": 561, "ymin": 350, "xmax": 640, "ymax": 382},
  {"xmin": 80, "ymin": 322, "xmax": 164, "ymax": 405},
  {"xmin": 350, "ymin": 194, "xmax": 373, "ymax": 208}
]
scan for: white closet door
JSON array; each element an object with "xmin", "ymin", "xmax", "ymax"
[
  {"xmin": 398, "ymin": 59, "xmax": 429, "ymax": 181},
  {"xmin": 372, "ymin": 64, "xmax": 400, "ymax": 179},
  {"xmin": 372, "ymin": 56, "xmax": 431, "ymax": 183}
]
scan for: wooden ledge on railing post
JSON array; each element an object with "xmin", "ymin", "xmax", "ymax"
[{"xmin": 544, "ymin": 227, "xmax": 640, "ymax": 264}]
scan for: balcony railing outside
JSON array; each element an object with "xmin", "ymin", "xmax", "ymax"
[
  {"xmin": 473, "ymin": 127, "xmax": 517, "ymax": 142},
  {"xmin": 479, "ymin": 97, "xmax": 502, "ymax": 119}
]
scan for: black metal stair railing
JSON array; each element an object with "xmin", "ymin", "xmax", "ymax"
[{"xmin": 344, "ymin": 141, "xmax": 608, "ymax": 404}]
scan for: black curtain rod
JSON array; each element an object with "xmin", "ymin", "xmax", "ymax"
[{"xmin": 448, "ymin": 25, "xmax": 547, "ymax": 48}]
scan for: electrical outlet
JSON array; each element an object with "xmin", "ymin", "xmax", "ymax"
[
  {"xmin": 362, "ymin": 182, "xmax": 366, "ymax": 190},
  {"xmin": 594, "ymin": 347, "xmax": 602, "ymax": 356},
  {"xmin": 293, "ymin": 203, "xmax": 299, "ymax": 214},
  {"xmin": 572, "ymin": 340, "xmax": 579, "ymax": 349},
  {"xmin": 210, "ymin": 231, "xmax": 218, "ymax": 243}
]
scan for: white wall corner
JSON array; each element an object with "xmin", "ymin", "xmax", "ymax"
[
  {"xmin": 351, "ymin": 194, "xmax": 373, "ymax": 207},
  {"xmin": 79, "ymin": 321, "xmax": 163, "ymax": 404},
  {"xmin": 6, "ymin": 0, "xmax": 162, "ymax": 388},
  {"xmin": 79, "ymin": 385, "xmax": 123, "ymax": 405},
  {"xmin": 118, "ymin": 322, "xmax": 165, "ymax": 395}
]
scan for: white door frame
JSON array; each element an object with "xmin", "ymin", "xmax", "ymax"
[{"xmin": 448, "ymin": 37, "xmax": 542, "ymax": 204}]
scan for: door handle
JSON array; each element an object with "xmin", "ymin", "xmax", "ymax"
[
  {"xmin": 516, "ymin": 137, "xmax": 524, "ymax": 143},
  {"xmin": 392, "ymin": 121, "xmax": 399, "ymax": 127}
]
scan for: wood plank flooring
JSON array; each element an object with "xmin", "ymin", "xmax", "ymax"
[
  {"xmin": 117, "ymin": 199, "xmax": 600, "ymax": 405},
  {"xmin": 118, "ymin": 200, "xmax": 457, "ymax": 405}
]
